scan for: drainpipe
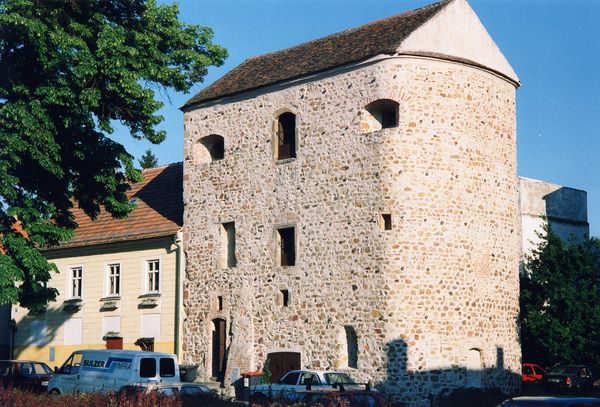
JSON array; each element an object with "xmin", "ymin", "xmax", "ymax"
[
  {"xmin": 9, "ymin": 318, "xmax": 16, "ymax": 360},
  {"xmin": 174, "ymin": 231, "xmax": 183, "ymax": 361}
]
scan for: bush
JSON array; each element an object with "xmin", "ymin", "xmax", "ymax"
[
  {"xmin": 0, "ymin": 386, "xmax": 180, "ymax": 407},
  {"xmin": 0, "ymin": 385, "xmax": 256, "ymax": 407}
]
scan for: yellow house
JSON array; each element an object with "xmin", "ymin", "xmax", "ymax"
[{"xmin": 11, "ymin": 163, "xmax": 183, "ymax": 367}]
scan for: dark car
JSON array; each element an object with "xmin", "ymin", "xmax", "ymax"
[
  {"xmin": 118, "ymin": 382, "xmax": 212, "ymax": 397},
  {"xmin": 295, "ymin": 387, "xmax": 388, "ymax": 407},
  {"xmin": 544, "ymin": 365, "xmax": 594, "ymax": 393},
  {"xmin": 499, "ymin": 396, "xmax": 600, "ymax": 406},
  {"xmin": 0, "ymin": 360, "xmax": 54, "ymax": 393}
]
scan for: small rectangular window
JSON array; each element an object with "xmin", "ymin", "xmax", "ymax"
[
  {"xmin": 217, "ymin": 296, "xmax": 223, "ymax": 311},
  {"xmin": 70, "ymin": 267, "xmax": 83, "ymax": 298},
  {"xmin": 380, "ymin": 214, "xmax": 392, "ymax": 231},
  {"xmin": 159, "ymin": 358, "xmax": 176, "ymax": 377},
  {"xmin": 146, "ymin": 260, "xmax": 160, "ymax": 293},
  {"xmin": 140, "ymin": 358, "xmax": 156, "ymax": 378},
  {"xmin": 276, "ymin": 227, "xmax": 296, "ymax": 267}
]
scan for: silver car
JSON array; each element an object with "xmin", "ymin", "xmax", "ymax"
[{"xmin": 250, "ymin": 370, "xmax": 358, "ymax": 401}]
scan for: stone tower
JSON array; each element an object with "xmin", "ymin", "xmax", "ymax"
[{"xmin": 181, "ymin": 0, "xmax": 521, "ymax": 404}]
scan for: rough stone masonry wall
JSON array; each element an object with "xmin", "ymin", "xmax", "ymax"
[{"xmin": 182, "ymin": 56, "xmax": 520, "ymax": 406}]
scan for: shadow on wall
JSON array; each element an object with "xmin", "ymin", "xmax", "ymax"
[
  {"xmin": 11, "ymin": 305, "xmax": 78, "ymax": 366},
  {"xmin": 543, "ymin": 187, "xmax": 589, "ymax": 244},
  {"xmin": 379, "ymin": 338, "xmax": 520, "ymax": 407}
]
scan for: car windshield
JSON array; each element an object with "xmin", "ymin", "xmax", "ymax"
[
  {"xmin": 324, "ymin": 373, "xmax": 356, "ymax": 384},
  {"xmin": 19, "ymin": 362, "xmax": 52, "ymax": 375},
  {"xmin": 550, "ymin": 366, "xmax": 578, "ymax": 375}
]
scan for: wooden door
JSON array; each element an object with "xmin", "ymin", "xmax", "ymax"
[
  {"xmin": 267, "ymin": 352, "xmax": 300, "ymax": 383},
  {"xmin": 212, "ymin": 319, "xmax": 226, "ymax": 379}
]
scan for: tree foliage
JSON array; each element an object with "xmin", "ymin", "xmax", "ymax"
[
  {"xmin": 0, "ymin": 0, "xmax": 226, "ymax": 312},
  {"xmin": 521, "ymin": 224, "xmax": 600, "ymax": 368},
  {"xmin": 138, "ymin": 148, "xmax": 158, "ymax": 169}
]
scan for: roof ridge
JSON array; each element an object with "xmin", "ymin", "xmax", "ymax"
[
  {"xmin": 244, "ymin": 0, "xmax": 452, "ymax": 62},
  {"xmin": 182, "ymin": 0, "xmax": 452, "ymax": 108}
]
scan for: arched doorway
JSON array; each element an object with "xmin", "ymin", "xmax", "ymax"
[
  {"xmin": 212, "ymin": 318, "xmax": 226, "ymax": 379},
  {"xmin": 266, "ymin": 351, "xmax": 300, "ymax": 383},
  {"xmin": 466, "ymin": 348, "xmax": 482, "ymax": 388}
]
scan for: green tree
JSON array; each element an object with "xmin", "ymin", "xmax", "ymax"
[
  {"xmin": 0, "ymin": 0, "xmax": 226, "ymax": 312},
  {"xmin": 138, "ymin": 149, "xmax": 159, "ymax": 169},
  {"xmin": 521, "ymin": 224, "xmax": 600, "ymax": 367}
]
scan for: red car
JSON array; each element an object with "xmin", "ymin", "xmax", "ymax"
[
  {"xmin": 0, "ymin": 360, "xmax": 54, "ymax": 393},
  {"xmin": 522, "ymin": 363, "xmax": 546, "ymax": 383}
]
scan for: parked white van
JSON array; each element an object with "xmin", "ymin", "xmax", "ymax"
[{"xmin": 47, "ymin": 349, "xmax": 180, "ymax": 394}]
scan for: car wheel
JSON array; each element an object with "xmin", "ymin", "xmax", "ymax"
[{"xmin": 49, "ymin": 389, "xmax": 61, "ymax": 395}]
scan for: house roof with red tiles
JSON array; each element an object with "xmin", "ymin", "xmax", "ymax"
[
  {"xmin": 56, "ymin": 163, "xmax": 183, "ymax": 248},
  {"xmin": 182, "ymin": 0, "xmax": 451, "ymax": 108}
]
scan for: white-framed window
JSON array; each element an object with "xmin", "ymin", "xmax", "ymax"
[
  {"xmin": 106, "ymin": 263, "xmax": 121, "ymax": 296},
  {"xmin": 69, "ymin": 266, "xmax": 83, "ymax": 299},
  {"xmin": 145, "ymin": 259, "xmax": 160, "ymax": 293}
]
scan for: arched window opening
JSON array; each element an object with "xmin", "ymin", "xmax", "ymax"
[
  {"xmin": 363, "ymin": 99, "xmax": 399, "ymax": 131},
  {"xmin": 466, "ymin": 348, "xmax": 482, "ymax": 388},
  {"xmin": 276, "ymin": 112, "xmax": 296, "ymax": 160},
  {"xmin": 344, "ymin": 326, "xmax": 358, "ymax": 369},
  {"xmin": 194, "ymin": 134, "xmax": 224, "ymax": 164}
]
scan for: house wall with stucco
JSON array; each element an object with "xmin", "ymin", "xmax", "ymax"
[
  {"xmin": 11, "ymin": 237, "xmax": 179, "ymax": 367},
  {"xmin": 519, "ymin": 177, "xmax": 589, "ymax": 258}
]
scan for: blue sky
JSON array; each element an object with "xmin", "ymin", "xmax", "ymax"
[{"xmin": 116, "ymin": 0, "xmax": 599, "ymax": 237}]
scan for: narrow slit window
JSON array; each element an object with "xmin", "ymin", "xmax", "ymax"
[
  {"xmin": 380, "ymin": 214, "xmax": 392, "ymax": 231},
  {"xmin": 276, "ymin": 112, "xmax": 296, "ymax": 160},
  {"xmin": 217, "ymin": 296, "xmax": 223, "ymax": 311},
  {"xmin": 276, "ymin": 227, "xmax": 296, "ymax": 267},
  {"xmin": 280, "ymin": 290, "xmax": 289, "ymax": 307},
  {"xmin": 220, "ymin": 222, "xmax": 237, "ymax": 268},
  {"xmin": 344, "ymin": 326, "xmax": 358, "ymax": 369}
]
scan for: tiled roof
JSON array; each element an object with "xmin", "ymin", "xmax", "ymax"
[
  {"xmin": 183, "ymin": 0, "xmax": 451, "ymax": 108},
  {"xmin": 56, "ymin": 163, "xmax": 183, "ymax": 248}
]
